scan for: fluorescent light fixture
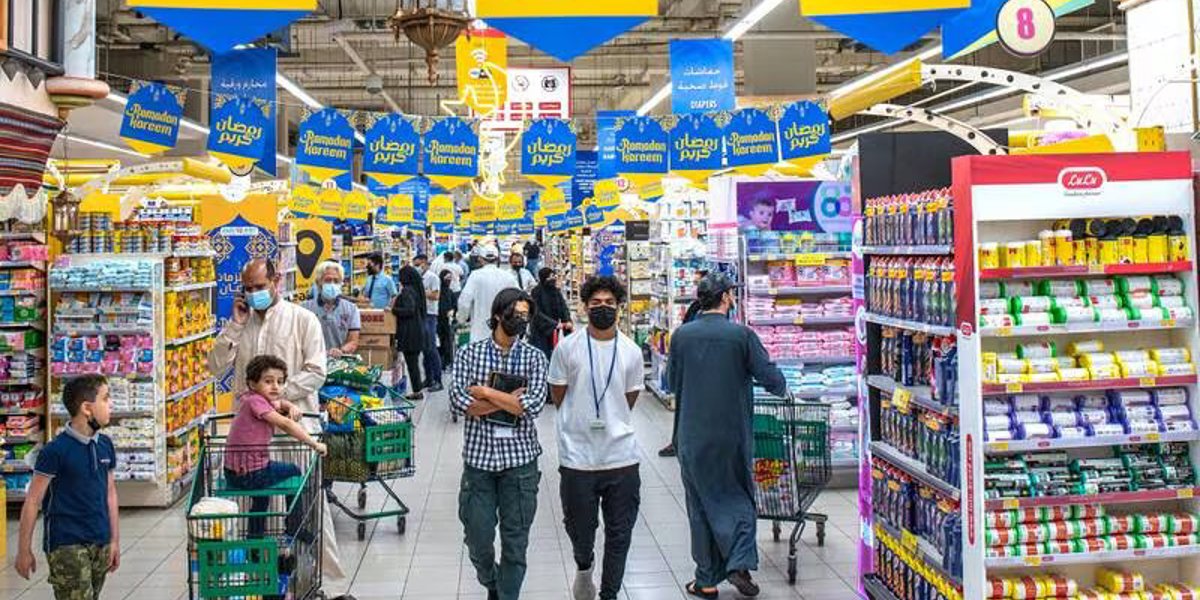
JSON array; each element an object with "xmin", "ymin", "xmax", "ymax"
[
  {"xmin": 63, "ymin": 134, "xmax": 149, "ymax": 158},
  {"xmin": 276, "ymin": 72, "xmax": 323, "ymax": 110},
  {"xmin": 829, "ymin": 44, "xmax": 943, "ymax": 100},
  {"xmin": 723, "ymin": 0, "xmax": 787, "ymax": 41},
  {"xmin": 637, "ymin": 0, "xmax": 790, "ymax": 115}
]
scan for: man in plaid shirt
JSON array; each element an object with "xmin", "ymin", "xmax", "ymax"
[{"xmin": 451, "ymin": 287, "xmax": 549, "ymax": 600}]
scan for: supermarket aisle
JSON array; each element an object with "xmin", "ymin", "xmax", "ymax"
[{"xmin": 2, "ymin": 389, "xmax": 863, "ymax": 600}]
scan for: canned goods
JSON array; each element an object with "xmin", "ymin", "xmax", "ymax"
[
  {"xmin": 1172, "ymin": 514, "xmax": 1199, "ymax": 535},
  {"xmin": 1080, "ymin": 279, "xmax": 1120, "ymax": 295},
  {"xmin": 1017, "ymin": 312, "xmax": 1053, "ymax": 326},
  {"xmin": 1159, "ymin": 362, "xmax": 1197, "ymax": 377},
  {"xmin": 1137, "ymin": 533, "xmax": 1173, "ymax": 548},
  {"xmin": 1158, "ymin": 295, "xmax": 1187, "ymax": 309},
  {"xmin": 1024, "ymin": 357, "xmax": 1056, "ymax": 374},
  {"xmin": 1159, "ymin": 405, "xmax": 1192, "ymax": 422},
  {"xmin": 986, "ymin": 577, "xmax": 1009, "ymax": 600},
  {"xmin": 1068, "ymin": 339, "xmax": 1105, "ymax": 355},
  {"xmin": 1151, "ymin": 348, "xmax": 1192, "ymax": 365},
  {"xmin": 997, "ymin": 358, "xmax": 1027, "ymax": 374},
  {"xmin": 1011, "ymin": 394, "xmax": 1041, "ymax": 412},
  {"xmin": 1051, "ymin": 296, "xmax": 1090, "ymax": 309},
  {"xmin": 985, "ymin": 528, "xmax": 1015, "ymax": 546},
  {"xmin": 978, "ymin": 243, "xmax": 1000, "ymax": 269},
  {"xmin": 1096, "ymin": 307, "xmax": 1131, "ymax": 322},
  {"xmin": 1079, "ymin": 353, "xmax": 1117, "ymax": 368},
  {"xmin": 1135, "ymin": 514, "xmax": 1171, "ymax": 534},
  {"xmin": 1010, "ymin": 578, "xmax": 1041, "ymax": 600},
  {"xmin": 1121, "ymin": 360, "xmax": 1157, "ymax": 378},
  {"xmin": 1076, "ymin": 518, "xmax": 1106, "ymax": 538},
  {"xmin": 1126, "ymin": 291, "xmax": 1159, "ymax": 309},
  {"xmin": 1077, "ymin": 408, "xmax": 1110, "ymax": 425},
  {"xmin": 1016, "ymin": 342, "xmax": 1057, "ymax": 359},
  {"xmin": 1120, "ymin": 276, "xmax": 1155, "ymax": 295},
  {"xmin": 1018, "ymin": 422, "xmax": 1053, "ymax": 439},
  {"xmin": 1005, "ymin": 281, "xmax": 1037, "ymax": 297},
  {"xmin": 985, "ymin": 510, "xmax": 1017, "ymax": 529},
  {"xmin": 985, "ymin": 414, "xmax": 1014, "ymax": 430},
  {"xmin": 1072, "ymin": 504, "xmax": 1104, "ymax": 520},
  {"xmin": 1054, "ymin": 306, "xmax": 1095, "ymax": 324},
  {"xmin": 981, "ymin": 314, "xmax": 1015, "ymax": 328},
  {"xmin": 1155, "ymin": 276, "xmax": 1185, "ymax": 296},
  {"xmin": 1109, "ymin": 533, "xmax": 1138, "ymax": 551},
  {"xmin": 1025, "ymin": 241, "xmax": 1043, "ymax": 268},
  {"xmin": 1098, "ymin": 567, "xmax": 1145, "ymax": 593},
  {"xmin": 1155, "ymin": 388, "xmax": 1189, "ymax": 406},
  {"xmin": 1116, "ymin": 350, "xmax": 1153, "ymax": 363},
  {"xmin": 979, "ymin": 298, "xmax": 1010, "ymax": 315},
  {"xmin": 1113, "ymin": 389, "xmax": 1154, "ymax": 406},
  {"xmin": 1042, "ymin": 280, "xmax": 1081, "ymax": 297},
  {"xmin": 980, "ymin": 281, "xmax": 1004, "ymax": 299},
  {"xmin": 1073, "ymin": 537, "xmax": 1110, "ymax": 553},
  {"xmin": 1088, "ymin": 294, "xmax": 1124, "ymax": 309},
  {"xmin": 1011, "ymin": 296, "xmax": 1054, "ymax": 314}
]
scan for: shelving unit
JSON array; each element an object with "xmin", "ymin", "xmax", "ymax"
[
  {"xmin": 645, "ymin": 242, "xmax": 708, "ymax": 411},
  {"xmin": 0, "ymin": 228, "xmax": 47, "ymax": 502}
]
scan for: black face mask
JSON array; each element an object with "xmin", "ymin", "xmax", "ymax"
[
  {"xmin": 501, "ymin": 315, "xmax": 528, "ymax": 337},
  {"xmin": 87, "ymin": 416, "xmax": 104, "ymax": 433},
  {"xmin": 367, "ymin": 265, "xmax": 379, "ymax": 275},
  {"xmin": 588, "ymin": 305, "xmax": 618, "ymax": 330}
]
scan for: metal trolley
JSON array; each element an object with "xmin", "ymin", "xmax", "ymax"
[
  {"xmin": 186, "ymin": 429, "xmax": 324, "ymax": 599},
  {"xmin": 752, "ymin": 395, "xmax": 832, "ymax": 585},
  {"xmin": 322, "ymin": 397, "xmax": 415, "ymax": 540}
]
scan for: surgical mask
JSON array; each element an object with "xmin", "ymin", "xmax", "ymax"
[
  {"xmin": 247, "ymin": 289, "xmax": 274, "ymax": 311},
  {"xmin": 500, "ymin": 315, "xmax": 528, "ymax": 337},
  {"xmin": 321, "ymin": 283, "xmax": 341, "ymax": 300},
  {"xmin": 588, "ymin": 306, "xmax": 618, "ymax": 330}
]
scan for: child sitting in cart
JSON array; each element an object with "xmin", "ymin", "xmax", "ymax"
[{"xmin": 226, "ymin": 355, "xmax": 327, "ymax": 537}]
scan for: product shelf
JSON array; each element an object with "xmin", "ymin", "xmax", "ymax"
[
  {"xmin": 986, "ymin": 429, "xmax": 1200, "ymax": 454},
  {"xmin": 747, "ymin": 251, "xmax": 853, "ymax": 262},
  {"xmin": 981, "ymin": 374, "xmax": 1197, "ymax": 395},
  {"xmin": 166, "ymin": 281, "xmax": 216, "ymax": 293},
  {"xmin": 984, "ymin": 486, "xmax": 1200, "ymax": 510},
  {"xmin": 0, "ymin": 260, "xmax": 45, "ymax": 270},
  {"xmin": 863, "ymin": 312, "xmax": 956, "ymax": 336},
  {"xmin": 167, "ymin": 377, "xmax": 216, "ymax": 402},
  {"xmin": 776, "ymin": 356, "xmax": 856, "ymax": 366},
  {"xmin": 875, "ymin": 519, "xmax": 961, "ymax": 587},
  {"xmin": 748, "ymin": 316, "xmax": 854, "ymax": 326},
  {"xmin": 985, "ymin": 544, "xmax": 1200, "ymax": 569},
  {"xmin": 166, "ymin": 328, "xmax": 216, "ymax": 347},
  {"xmin": 863, "ymin": 575, "xmax": 903, "ymax": 600},
  {"xmin": 979, "ymin": 261, "xmax": 1194, "ymax": 280},
  {"xmin": 860, "ymin": 245, "xmax": 953, "ymax": 256},
  {"xmin": 866, "ymin": 375, "xmax": 957, "ymax": 417},
  {"xmin": 979, "ymin": 317, "xmax": 1194, "ymax": 337},
  {"xmin": 0, "ymin": 288, "xmax": 42, "ymax": 297},
  {"xmin": 749, "ymin": 285, "xmax": 852, "ymax": 296},
  {"xmin": 870, "ymin": 441, "xmax": 959, "ymax": 500}
]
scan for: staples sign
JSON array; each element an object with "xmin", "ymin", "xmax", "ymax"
[{"xmin": 1058, "ymin": 167, "xmax": 1107, "ymax": 196}]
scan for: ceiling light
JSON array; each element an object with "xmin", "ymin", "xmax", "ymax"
[
  {"xmin": 277, "ymin": 72, "xmax": 322, "ymax": 110},
  {"xmin": 637, "ymin": 85, "xmax": 672, "ymax": 116},
  {"xmin": 62, "ymin": 134, "xmax": 149, "ymax": 158}
]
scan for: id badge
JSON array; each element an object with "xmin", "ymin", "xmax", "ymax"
[
  {"xmin": 493, "ymin": 427, "xmax": 515, "ymax": 439},
  {"xmin": 589, "ymin": 419, "xmax": 607, "ymax": 430}
]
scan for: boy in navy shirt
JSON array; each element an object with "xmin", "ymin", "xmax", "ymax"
[{"xmin": 15, "ymin": 374, "xmax": 120, "ymax": 599}]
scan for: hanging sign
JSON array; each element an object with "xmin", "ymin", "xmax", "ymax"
[
  {"xmin": 725, "ymin": 108, "xmax": 780, "ymax": 176},
  {"xmin": 521, "ymin": 118, "xmax": 577, "ymax": 189},
  {"xmin": 384, "ymin": 194, "xmax": 415, "ymax": 225},
  {"xmin": 669, "ymin": 112, "xmax": 725, "ymax": 184},
  {"xmin": 313, "ymin": 187, "xmax": 344, "ymax": 219},
  {"xmin": 208, "ymin": 95, "xmax": 271, "ymax": 174},
  {"xmin": 476, "ymin": 0, "xmax": 657, "ymax": 62},
  {"xmin": 288, "ymin": 185, "xmax": 319, "ymax": 216},
  {"xmin": 593, "ymin": 179, "xmax": 621, "ymax": 210},
  {"xmin": 574, "ymin": 150, "xmax": 599, "ymax": 203},
  {"xmin": 539, "ymin": 187, "xmax": 571, "ymax": 216},
  {"xmin": 296, "ymin": 107, "xmax": 355, "ymax": 185},
  {"xmin": 433, "ymin": 222, "xmax": 454, "ymax": 234},
  {"xmin": 363, "ymin": 113, "xmax": 421, "ymax": 187},
  {"xmin": 802, "ymin": 1, "xmax": 969, "ymax": 54},
  {"xmin": 942, "ymin": 0, "xmax": 1083, "ymax": 59},
  {"xmin": 497, "ymin": 192, "xmax": 526, "ymax": 221},
  {"xmin": 547, "ymin": 213, "xmax": 570, "ymax": 232},
  {"xmin": 423, "ymin": 117, "xmax": 479, "ymax": 189},
  {"xmin": 428, "ymin": 194, "xmax": 455, "ymax": 224},
  {"xmin": 342, "ymin": 190, "xmax": 372, "ymax": 222},
  {"xmin": 565, "ymin": 207, "xmax": 587, "ymax": 230},
  {"xmin": 517, "ymin": 217, "xmax": 536, "ymax": 235},
  {"xmin": 119, "ymin": 81, "xmax": 185, "ymax": 155},
  {"xmin": 496, "ymin": 220, "xmax": 518, "ymax": 235},
  {"xmin": 456, "ymin": 28, "xmax": 508, "ymax": 115},
  {"xmin": 778, "ymin": 101, "xmax": 831, "ymax": 164},
  {"xmin": 211, "ymin": 48, "xmax": 277, "ymax": 176},
  {"xmin": 597, "ymin": 110, "xmax": 635, "ymax": 180},
  {"xmin": 127, "ymin": 1, "xmax": 316, "ymax": 53},
  {"xmin": 669, "ymin": 39, "xmax": 736, "ymax": 114},
  {"xmin": 486, "ymin": 67, "xmax": 572, "ymax": 132},
  {"xmin": 585, "ymin": 205, "xmax": 605, "ymax": 225},
  {"xmin": 614, "ymin": 116, "xmax": 669, "ymax": 190},
  {"xmin": 470, "ymin": 196, "xmax": 498, "ymax": 223},
  {"xmin": 995, "ymin": 0, "xmax": 1056, "ymax": 57}
]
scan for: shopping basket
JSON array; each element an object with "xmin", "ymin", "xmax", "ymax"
[
  {"xmin": 322, "ymin": 395, "xmax": 415, "ymax": 540},
  {"xmin": 752, "ymin": 394, "xmax": 831, "ymax": 585},
  {"xmin": 186, "ymin": 429, "xmax": 323, "ymax": 600}
]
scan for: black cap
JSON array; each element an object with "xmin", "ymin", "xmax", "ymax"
[{"xmin": 697, "ymin": 272, "xmax": 740, "ymax": 301}]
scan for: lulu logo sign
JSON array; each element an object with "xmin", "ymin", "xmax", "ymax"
[{"xmin": 1058, "ymin": 167, "xmax": 1107, "ymax": 196}]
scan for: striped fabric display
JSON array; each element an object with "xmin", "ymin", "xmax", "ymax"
[{"xmin": 0, "ymin": 102, "xmax": 64, "ymax": 193}]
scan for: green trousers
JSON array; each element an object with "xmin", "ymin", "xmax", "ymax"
[
  {"xmin": 47, "ymin": 544, "xmax": 110, "ymax": 600},
  {"xmin": 459, "ymin": 460, "xmax": 540, "ymax": 600}
]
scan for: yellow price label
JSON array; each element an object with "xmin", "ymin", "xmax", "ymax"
[
  {"xmin": 1088, "ymin": 264, "xmax": 1106, "ymax": 275},
  {"xmin": 1005, "ymin": 383, "xmax": 1024, "ymax": 393},
  {"xmin": 1166, "ymin": 319, "xmax": 1177, "ymax": 327},
  {"xmin": 989, "ymin": 441, "xmax": 1010, "ymax": 452},
  {"xmin": 893, "ymin": 388, "xmax": 912, "ymax": 412},
  {"xmin": 768, "ymin": 289, "xmax": 778, "ymax": 296},
  {"xmin": 795, "ymin": 253, "xmax": 828, "ymax": 267},
  {"xmin": 1146, "ymin": 432, "xmax": 1161, "ymax": 442},
  {"xmin": 1179, "ymin": 489, "xmax": 1195, "ymax": 499},
  {"xmin": 1139, "ymin": 377, "xmax": 1157, "ymax": 387},
  {"xmin": 793, "ymin": 317, "xmax": 805, "ymax": 325},
  {"xmin": 1002, "ymin": 498, "xmax": 1019, "ymax": 509},
  {"xmin": 1024, "ymin": 556, "xmax": 1042, "ymax": 567},
  {"xmin": 996, "ymin": 327, "xmax": 1013, "ymax": 337},
  {"xmin": 901, "ymin": 530, "xmax": 918, "ymax": 551}
]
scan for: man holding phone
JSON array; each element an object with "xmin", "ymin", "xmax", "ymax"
[{"xmin": 450, "ymin": 288, "xmax": 549, "ymax": 600}]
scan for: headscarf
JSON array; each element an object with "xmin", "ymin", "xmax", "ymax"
[{"xmin": 397, "ymin": 265, "xmax": 426, "ymax": 316}]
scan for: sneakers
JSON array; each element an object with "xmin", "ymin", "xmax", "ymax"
[
  {"xmin": 727, "ymin": 570, "xmax": 760, "ymax": 597},
  {"xmin": 426, "ymin": 383, "xmax": 444, "ymax": 393},
  {"xmin": 573, "ymin": 566, "xmax": 597, "ymax": 600},
  {"xmin": 658, "ymin": 443, "xmax": 676, "ymax": 457}
]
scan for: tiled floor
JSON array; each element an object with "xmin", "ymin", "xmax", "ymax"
[{"xmin": 3, "ymin": 387, "xmax": 864, "ymax": 599}]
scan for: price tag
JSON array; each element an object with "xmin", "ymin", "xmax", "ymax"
[
  {"xmin": 795, "ymin": 253, "xmax": 828, "ymax": 267},
  {"xmin": 793, "ymin": 317, "xmax": 805, "ymax": 325},
  {"xmin": 1087, "ymin": 264, "xmax": 1106, "ymax": 275},
  {"xmin": 1024, "ymin": 556, "xmax": 1043, "ymax": 567},
  {"xmin": 1005, "ymin": 383, "xmax": 1024, "ymax": 393},
  {"xmin": 1178, "ymin": 489, "xmax": 1194, "ymax": 499},
  {"xmin": 1002, "ymin": 498, "xmax": 1020, "ymax": 509},
  {"xmin": 1139, "ymin": 377, "xmax": 1157, "ymax": 387},
  {"xmin": 996, "ymin": 0, "xmax": 1056, "ymax": 57},
  {"xmin": 901, "ymin": 530, "xmax": 918, "ymax": 551},
  {"xmin": 768, "ymin": 289, "xmax": 778, "ymax": 296},
  {"xmin": 996, "ymin": 327, "xmax": 1013, "ymax": 337},
  {"xmin": 989, "ymin": 441, "xmax": 1010, "ymax": 452},
  {"xmin": 1146, "ymin": 432, "xmax": 1161, "ymax": 442},
  {"xmin": 893, "ymin": 388, "xmax": 913, "ymax": 412}
]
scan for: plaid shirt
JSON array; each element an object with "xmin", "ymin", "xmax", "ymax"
[{"xmin": 451, "ymin": 336, "xmax": 549, "ymax": 471}]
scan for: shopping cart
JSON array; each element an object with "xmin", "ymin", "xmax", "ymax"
[
  {"xmin": 322, "ymin": 396, "xmax": 415, "ymax": 540},
  {"xmin": 186, "ymin": 416, "xmax": 324, "ymax": 600},
  {"xmin": 752, "ymin": 395, "xmax": 832, "ymax": 585}
]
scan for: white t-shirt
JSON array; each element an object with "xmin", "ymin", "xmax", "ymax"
[
  {"xmin": 548, "ymin": 329, "xmax": 645, "ymax": 471},
  {"xmin": 422, "ymin": 270, "xmax": 440, "ymax": 315}
]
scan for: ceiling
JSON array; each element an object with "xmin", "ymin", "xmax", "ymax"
[{"xmin": 75, "ymin": 0, "xmax": 1130, "ymax": 163}]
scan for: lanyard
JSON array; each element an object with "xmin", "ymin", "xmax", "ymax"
[
  {"xmin": 366, "ymin": 275, "xmax": 376, "ymax": 298},
  {"xmin": 586, "ymin": 333, "xmax": 619, "ymax": 419}
]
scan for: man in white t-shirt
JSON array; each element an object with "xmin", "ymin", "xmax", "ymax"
[
  {"xmin": 548, "ymin": 275, "xmax": 645, "ymax": 600},
  {"xmin": 413, "ymin": 253, "xmax": 445, "ymax": 391}
]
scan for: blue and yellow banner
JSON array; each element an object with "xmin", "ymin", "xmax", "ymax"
[
  {"xmin": 208, "ymin": 94, "xmax": 271, "ymax": 173},
  {"xmin": 778, "ymin": 101, "xmax": 831, "ymax": 165},
  {"xmin": 128, "ymin": 0, "xmax": 316, "ymax": 52},
  {"xmin": 547, "ymin": 213, "xmax": 570, "ymax": 233},
  {"xmin": 342, "ymin": 190, "xmax": 372, "ymax": 222},
  {"xmin": 539, "ymin": 187, "xmax": 571, "ymax": 216},
  {"xmin": 288, "ymin": 185, "xmax": 319, "ymax": 216},
  {"xmin": 574, "ymin": 150, "xmax": 599, "ymax": 205},
  {"xmin": 584, "ymin": 205, "xmax": 605, "ymax": 226},
  {"xmin": 669, "ymin": 112, "xmax": 724, "ymax": 184},
  {"xmin": 942, "ymin": 0, "xmax": 1092, "ymax": 58},
  {"xmin": 383, "ymin": 194, "xmax": 416, "ymax": 226},
  {"xmin": 496, "ymin": 220, "xmax": 518, "ymax": 235},
  {"xmin": 119, "ymin": 81, "xmax": 185, "ymax": 155},
  {"xmin": 313, "ymin": 187, "xmax": 345, "ymax": 220},
  {"xmin": 497, "ymin": 193, "xmax": 526, "ymax": 222},
  {"xmin": 477, "ymin": 0, "xmax": 656, "ymax": 62},
  {"xmin": 614, "ymin": 116, "xmax": 669, "ymax": 190},
  {"xmin": 593, "ymin": 179, "xmax": 621, "ymax": 210},
  {"xmin": 521, "ymin": 118, "xmax": 576, "ymax": 189},
  {"xmin": 428, "ymin": 194, "xmax": 456, "ymax": 224},
  {"xmin": 725, "ymin": 108, "xmax": 780, "ymax": 176},
  {"xmin": 423, "ymin": 117, "xmax": 479, "ymax": 190},
  {"xmin": 802, "ymin": 0, "xmax": 969, "ymax": 54},
  {"xmin": 669, "ymin": 39, "xmax": 736, "ymax": 114},
  {"xmin": 296, "ymin": 107, "xmax": 355, "ymax": 186},
  {"xmin": 363, "ymin": 113, "xmax": 421, "ymax": 187},
  {"xmin": 517, "ymin": 217, "xmax": 536, "ymax": 235},
  {"xmin": 565, "ymin": 207, "xmax": 587, "ymax": 230},
  {"xmin": 211, "ymin": 48, "xmax": 276, "ymax": 175},
  {"xmin": 471, "ymin": 196, "xmax": 498, "ymax": 223}
]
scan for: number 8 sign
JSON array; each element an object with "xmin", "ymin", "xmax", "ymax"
[{"xmin": 997, "ymin": 0, "xmax": 1056, "ymax": 57}]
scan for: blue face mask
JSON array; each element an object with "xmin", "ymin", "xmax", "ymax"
[
  {"xmin": 321, "ymin": 283, "xmax": 341, "ymax": 300},
  {"xmin": 247, "ymin": 289, "xmax": 273, "ymax": 311}
]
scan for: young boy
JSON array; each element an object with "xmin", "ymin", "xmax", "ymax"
[
  {"xmin": 226, "ymin": 355, "xmax": 326, "ymax": 537},
  {"xmin": 16, "ymin": 374, "xmax": 120, "ymax": 600}
]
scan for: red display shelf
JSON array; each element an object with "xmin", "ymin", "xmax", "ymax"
[
  {"xmin": 981, "ymin": 374, "xmax": 1197, "ymax": 396},
  {"xmin": 985, "ymin": 487, "xmax": 1200, "ymax": 511},
  {"xmin": 979, "ymin": 261, "xmax": 1193, "ymax": 280}
]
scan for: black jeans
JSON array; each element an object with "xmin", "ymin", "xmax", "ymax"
[
  {"xmin": 560, "ymin": 464, "xmax": 641, "ymax": 600},
  {"xmin": 402, "ymin": 350, "xmax": 422, "ymax": 393},
  {"xmin": 437, "ymin": 315, "xmax": 455, "ymax": 367}
]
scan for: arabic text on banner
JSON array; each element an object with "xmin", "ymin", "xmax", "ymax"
[
  {"xmin": 778, "ymin": 101, "xmax": 831, "ymax": 164},
  {"xmin": 669, "ymin": 39, "xmax": 736, "ymax": 114},
  {"xmin": 363, "ymin": 113, "xmax": 421, "ymax": 187},
  {"xmin": 669, "ymin": 112, "xmax": 724, "ymax": 184},
  {"xmin": 521, "ymin": 118, "xmax": 577, "ymax": 189},
  {"xmin": 207, "ymin": 94, "xmax": 271, "ymax": 173},
  {"xmin": 211, "ymin": 48, "xmax": 277, "ymax": 175}
]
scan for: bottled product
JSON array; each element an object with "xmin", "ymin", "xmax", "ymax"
[{"xmin": 864, "ymin": 188, "xmax": 954, "ymax": 247}]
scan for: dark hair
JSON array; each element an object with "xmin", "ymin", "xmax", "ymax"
[
  {"xmin": 538, "ymin": 267, "xmax": 555, "ymax": 283},
  {"xmin": 413, "ymin": 253, "xmax": 428, "ymax": 262},
  {"xmin": 367, "ymin": 252, "xmax": 384, "ymax": 267},
  {"xmin": 487, "ymin": 288, "xmax": 535, "ymax": 330},
  {"xmin": 62, "ymin": 374, "xmax": 108, "ymax": 417},
  {"xmin": 243, "ymin": 258, "xmax": 278, "ymax": 279},
  {"xmin": 580, "ymin": 275, "xmax": 627, "ymax": 304},
  {"xmin": 247, "ymin": 355, "xmax": 288, "ymax": 383},
  {"xmin": 443, "ymin": 251, "xmax": 454, "ymax": 262},
  {"xmin": 755, "ymin": 198, "xmax": 774, "ymax": 207}
]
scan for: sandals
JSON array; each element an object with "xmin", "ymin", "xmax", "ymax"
[{"xmin": 686, "ymin": 581, "xmax": 719, "ymax": 599}]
